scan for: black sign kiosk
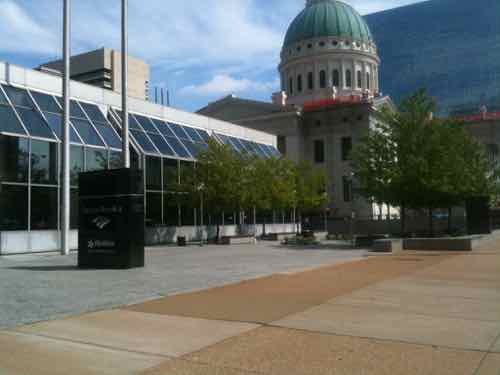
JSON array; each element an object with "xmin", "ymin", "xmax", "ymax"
[
  {"xmin": 466, "ymin": 196, "xmax": 491, "ymax": 235},
  {"xmin": 78, "ymin": 168, "xmax": 145, "ymax": 269}
]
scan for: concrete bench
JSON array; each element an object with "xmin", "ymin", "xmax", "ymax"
[
  {"xmin": 354, "ymin": 235, "xmax": 387, "ymax": 248},
  {"xmin": 403, "ymin": 237, "xmax": 482, "ymax": 252},
  {"xmin": 372, "ymin": 239, "xmax": 402, "ymax": 253},
  {"xmin": 261, "ymin": 233, "xmax": 295, "ymax": 241},
  {"xmin": 219, "ymin": 235, "xmax": 256, "ymax": 245}
]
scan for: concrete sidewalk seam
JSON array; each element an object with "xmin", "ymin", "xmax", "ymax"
[
  {"xmin": 264, "ymin": 324, "xmax": 494, "ymax": 354},
  {"xmin": 325, "ymin": 300, "xmax": 500, "ymax": 324},
  {"xmin": 8, "ymin": 329, "xmax": 174, "ymax": 360}
]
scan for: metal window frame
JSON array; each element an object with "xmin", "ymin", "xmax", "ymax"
[
  {"xmin": 28, "ymin": 89, "xmax": 85, "ymax": 145},
  {"xmin": 1, "ymin": 84, "xmax": 58, "ymax": 141}
]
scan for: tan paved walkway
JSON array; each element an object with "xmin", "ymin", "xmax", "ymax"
[{"xmin": 1, "ymin": 240, "xmax": 499, "ymax": 374}]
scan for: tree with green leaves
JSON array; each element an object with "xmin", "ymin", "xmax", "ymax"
[
  {"xmin": 189, "ymin": 139, "xmax": 328, "ymax": 239},
  {"xmin": 352, "ymin": 89, "xmax": 499, "ymax": 235},
  {"xmin": 293, "ymin": 161, "xmax": 329, "ymax": 229}
]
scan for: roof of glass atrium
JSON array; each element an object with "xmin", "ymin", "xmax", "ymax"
[{"xmin": 0, "ymin": 83, "xmax": 280, "ymax": 161}]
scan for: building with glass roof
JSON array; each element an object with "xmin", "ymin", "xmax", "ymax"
[{"xmin": 0, "ymin": 62, "xmax": 281, "ymax": 254}]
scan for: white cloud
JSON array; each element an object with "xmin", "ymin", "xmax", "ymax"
[
  {"xmin": 180, "ymin": 74, "xmax": 279, "ymax": 96},
  {"xmin": 0, "ymin": 0, "xmax": 57, "ymax": 56}
]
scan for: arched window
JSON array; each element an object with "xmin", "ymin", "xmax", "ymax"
[
  {"xmin": 307, "ymin": 72, "xmax": 314, "ymax": 90},
  {"xmin": 345, "ymin": 70, "xmax": 352, "ymax": 88},
  {"xmin": 357, "ymin": 71, "xmax": 362, "ymax": 89},
  {"xmin": 289, "ymin": 77, "xmax": 294, "ymax": 95},
  {"xmin": 297, "ymin": 75, "xmax": 303, "ymax": 92},
  {"xmin": 332, "ymin": 69, "xmax": 340, "ymax": 87},
  {"xmin": 332, "ymin": 69, "xmax": 340, "ymax": 88},
  {"xmin": 319, "ymin": 70, "xmax": 326, "ymax": 89},
  {"xmin": 366, "ymin": 72, "xmax": 371, "ymax": 90}
]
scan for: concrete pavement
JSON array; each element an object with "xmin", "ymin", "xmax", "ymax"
[{"xmin": 0, "ymin": 238, "xmax": 499, "ymax": 374}]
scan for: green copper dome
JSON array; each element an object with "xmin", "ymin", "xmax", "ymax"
[{"xmin": 283, "ymin": 0, "xmax": 373, "ymax": 49}]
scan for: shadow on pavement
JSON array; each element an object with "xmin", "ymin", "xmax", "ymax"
[
  {"xmin": 270, "ymin": 243, "xmax": 358, "ymax": 251},
  {"xmin": 7, "ymin": 265, "xmax": 81, "ymax": 272}
]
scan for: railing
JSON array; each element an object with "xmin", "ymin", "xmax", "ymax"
[{"xmin": 457, "ymin": 112, "xmax": 500, "ymax": 122}]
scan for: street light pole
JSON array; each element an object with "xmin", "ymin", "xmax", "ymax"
[
  {"xmin": 61, "ymin": 0, "xmax": 71, "ymax": 255},
  {"xmin": 121, "ymin": 0, "xmax": 130, "ymax": 168}
]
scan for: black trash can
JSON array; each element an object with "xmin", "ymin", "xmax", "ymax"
[{"xmin": 177, "ymin": 236, "xmax": 187, "ymax": 247}]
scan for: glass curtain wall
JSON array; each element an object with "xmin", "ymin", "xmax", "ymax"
[
  {"xmin": 0, "ymin": 83, "xmax": 283, "ymax": 233},
  {"xmin": 0, "ymin": 84, "xmax": 129, "ymax": 232}
]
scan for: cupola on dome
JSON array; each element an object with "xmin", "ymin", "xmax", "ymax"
[{"xmin": 283, "ymin": 0, "xmax": 373, "ymax": 49}]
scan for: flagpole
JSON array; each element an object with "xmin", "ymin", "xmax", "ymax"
[
  {"xmin": 122, "ymin": 0, "xmax": 130, "ymax": 168},
  {"xmin": 61, "ymin": 0, "xmax": 71, "ymax": 255}
]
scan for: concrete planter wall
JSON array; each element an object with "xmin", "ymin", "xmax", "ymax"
[
  {"xmin": 0, "ymin": 230, "xmax": 78, "ymax": 255},
  {"xmin": 145, "ymin": 223, "xmax": 298, "ymax": 246},
  {"xmin": 0, "ymin": 224, "xmax": 299, "ymax": 254}
]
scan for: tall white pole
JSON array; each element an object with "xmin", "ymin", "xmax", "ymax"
[
  {"xmin": 122, "ymin": 0, "xmax": 130, "ymax": 168},
  {"xmin": 61, "ymin": 0, "xmax": 71, "ymax": 255}
]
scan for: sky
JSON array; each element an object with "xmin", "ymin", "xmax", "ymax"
[{"xmin": 0, "ymin": 0, "xmax": 427, "ymax": 112}]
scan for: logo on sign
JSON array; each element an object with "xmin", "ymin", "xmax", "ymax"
[{"xmin": 93, "ymin": 216, "xmax": 111, "ymax": 230}]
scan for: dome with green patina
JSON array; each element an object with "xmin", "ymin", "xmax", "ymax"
[{"xmin": 283, "ymin": 0, "xmax": 373, "ymax": 49}]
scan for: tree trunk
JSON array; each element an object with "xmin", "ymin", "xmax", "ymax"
[
  {"xmin": 429, "ymin": 208, "xmax": 434, "ymax": 237},
  {"xmin": 253, "ymin": 206, "xmax": 257, "ymax": 236},
  {"xmin": 401, "ymin": 204, "xmax": 406, "ymax": 237},
  {"xmin": 448, "ymin": 207, "xmax": 453, "ymax": 235}
]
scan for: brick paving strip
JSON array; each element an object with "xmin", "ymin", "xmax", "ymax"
[
  {"xmin": 125, "ymin": 253, "xmax": 453, "ymax": 323},
  {"xmin": 2, "ymin": 244, "xmax": 499, "ymax": 374}
]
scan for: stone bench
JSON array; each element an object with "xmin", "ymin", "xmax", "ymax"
[
  {"xmin": 354, "ymin": 235, "xmax": 387, "ymax": 248},
  {"xmin": 219, "ymin": 235, "xmax": 256, "ymax": 245},
  {"xmin": 402, "ymin": 237, "xmax": 483, "ymax": 252},
  {"xmin": 372, "ymin": 239, "xmax": 402, "ymax": 253},
  {"xmin": 261, "ymin": 233, "xmax": 296, "ymax": 241}
]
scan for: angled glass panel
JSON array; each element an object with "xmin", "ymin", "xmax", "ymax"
[
  {"xmin": 266, "ymin": 145, "xmax": 281, "ymax": 157},
  {"xmin": 71, "ymin": 118, "xmax": 105, "ymax": 147},
  {"xmin": 94, "ymin": 121, "xmax": 122, "ymax": 149},
  {"xmin": 70, "ymin": 101, "xmax": 87, "ymax": 119},
  {"xmin": 195, "ymin": 128, "xmax": 211, "ymax": 142},
  {"xmin": 44, "ymin": 112, "xmax": 82, "ymax": 143},
  {"xmin": 256, "ymin": 142, "xmax": 272, "ymax": 157},
  {"xmin": 0, "ymin": 89, "xmax": 10, "ymax": 105},
  {"xmin": 30, "ymin": 91, "xmax": 61, "ymax": 114},
  {"xmin": 165, "ymin": 136, "xmax": 191, "ymax": 158},
  {"xmin": 133, "ymin": 114, "xmax": 158, "ymax": 134},
  {"xmin": 15, "ymin": 107, "xmax": 55, "ymax": 139},
  {"xmin": 183, "ymin": 126, "xmax": 204, "ymax": 143},
  {"xmin": 148, "ymin": 133, "xmax": 176, "ymax": 156},
  {"xmin": 249, "ymin": 141, "xmax": 267, "ymax": 157},
  {"xmin": 153, "ymin": 119, "xmax": 176, "ymax": 138},
  {"xmin": 0, "ymin": 105, "xmax": 28, "ymax": 135},
  {"xmin": 238, "ymin": 138, "xmax": 258, "ymax": 155},
  {"xmin": 168, "ymin": 122, "xmax": 190, "ymax": 140},
  {"xmin": 79, "ymin": 102, "xmax": 107, "ymax": 123},
  {"xmin": 55, "ymin": 97, "xmax": 86, "ymax": 119},
  {"xmin": 3, "ymin": 86, "xmax": 32, "ymax": 107},
  {"xmin": 229, "ymin": 136, "xmax": 246, "ymax": 153},
  {"xmin": 215, "ymin": 133, "xmax": 239, "ymax": 152},
  {"xmin": 113, "ymin": 110, "xmax": 141, "ymax": 131},
  {"xmin": 130, "ymin": 129, "xmax": 158, "ymax": 154},
  {"xmin": 126, "ymin": 114, "xmax": 142, "ymax": 130},
  {"xmin": 182, "ymin": 140, "xmax": 202, "ymax": 158}
]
